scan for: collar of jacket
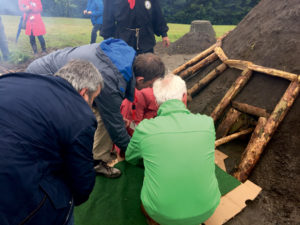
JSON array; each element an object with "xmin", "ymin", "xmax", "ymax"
[{"xmin": 157, "ymin": 99, "xmax": 190, "ymax": 117}]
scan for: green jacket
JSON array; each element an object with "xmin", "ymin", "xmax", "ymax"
[{"xmin": 126, "ymin": 99, "xmax": 221, "ymax": 225}]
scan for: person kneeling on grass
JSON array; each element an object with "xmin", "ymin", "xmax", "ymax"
[{"xmin": 125, "ymin": 74, "xmax": 221, "ymax": 225}]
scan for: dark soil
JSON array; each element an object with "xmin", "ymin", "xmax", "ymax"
[{"xmin": 187, "ymin": 0, "xmax": 300, "ymax": 224}]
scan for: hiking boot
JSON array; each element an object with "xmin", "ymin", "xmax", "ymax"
[{"xmin": 94, "ymin": 160, "xmax": 121, "ymax": 178}]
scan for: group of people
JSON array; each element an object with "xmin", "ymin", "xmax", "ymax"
[{"xmin": 0, "ymin": 1, "xmax": 221, "ymax": 225}]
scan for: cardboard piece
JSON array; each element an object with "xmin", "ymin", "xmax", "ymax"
[
  {"xmin": 215, "ymin": 149, "xmax": 228, "ymax": 172},
  {"xmin": 207, "ymin": 150, "xmax": 262, "ymax": 225}
]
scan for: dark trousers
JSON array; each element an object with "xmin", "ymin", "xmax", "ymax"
[
  {"xmin": 0, "ymin": 16, "xmax": 9, "ymax": 60},
  {"xmin": 30, "ymin": 33, "xmax": 46, "ymax": 54},
  {"xmin": 91, "ymin": 24, "xmax": 102, "ymax": 44}
]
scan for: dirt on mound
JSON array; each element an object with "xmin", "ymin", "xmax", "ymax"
[
  {"xmin": 188, "ymin": 0, "xmax": 300, "ymax": 224},
  {"xmin": 167, "ymin": 20, "xmax": 216, "ymax": 55}
]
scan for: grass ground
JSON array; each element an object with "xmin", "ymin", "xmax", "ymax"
[{"xmin": 1, "ymin": 15, "xmax": 235, "ymax": 64}]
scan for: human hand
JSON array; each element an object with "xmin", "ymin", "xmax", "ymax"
[
  {"xmin": 123, "ymin": 118, "xmax": 130, "ymax": 128},
  {"xmin": 83, "ymin": 10, "xmax": 87, "ymax": 15},
  {"xmin": 87, "ymin": 11, "xmax": 92, "ymax": 15},
  {"xmin": 162, "ymin": 36, "xmax": 170, "ymax": 47}
]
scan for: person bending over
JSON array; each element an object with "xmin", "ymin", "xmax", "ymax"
[
  {"xmin": 126, "ymin": 74, "xmax": 221, "ymax": 225},
  {"xmin": 0, "ymin": 60, "xmax": 104, "ymax": 225},
  {"xmin": 26, "ymin": 39, "xmax": 165, "ymax": 178}
]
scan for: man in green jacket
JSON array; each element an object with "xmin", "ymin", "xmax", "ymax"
[{"xmin": 126, "ymin": 74, "xmax": 221, "ymax": 225}]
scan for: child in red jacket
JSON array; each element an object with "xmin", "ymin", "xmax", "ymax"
[{"xmin": 19, "ymin": 0, "xmax": 46, "ymax": 54}]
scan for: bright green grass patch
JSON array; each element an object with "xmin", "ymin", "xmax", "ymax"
[{"xmin": 1, "ymin": 15, "xmax": 235, "ymax": 64}]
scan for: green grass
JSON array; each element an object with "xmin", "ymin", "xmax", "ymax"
[{"xmin": 1, "ymin": 15, "xmax": 235, "ymax": 64}]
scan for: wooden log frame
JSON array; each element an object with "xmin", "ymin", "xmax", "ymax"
[
  {"xmin": 179, "ymin": 53, "xmax": 219, "ymax": 79},
  {"xmin": 173, "ymin": 44, "xmax": 216, "ymax": 75},
  {"xmin": 210, "ymin": 69, "xmax": 253, "ymax": 122},
  {"xmin": 224, "ymin": 59, "xmax": 298, "ymax": 81},
  {"xmin": 188, "ymin": 63, "xmax": 227, "ymax": 97},
  {"xmin": 216, "ymin": 108, "xmax": 241, "ymax": 138},
  {"xmin": 231, "ymin": 101, "xmax": 270, "ymax": 118},
  {"xmin": 214, "ymin": 47, "xmax": 228, "ymax": 62},
  {"xmin": 234, "ymin": 81, "xmax": 300, "ymax": 182},
  {"xmin": 215, "ymin": 128, "xmax": 254, "ymax": 147}
]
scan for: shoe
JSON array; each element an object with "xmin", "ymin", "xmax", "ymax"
[{"xmin": 94, "ymin": 160, "xmax": 121, "ymax": 178}]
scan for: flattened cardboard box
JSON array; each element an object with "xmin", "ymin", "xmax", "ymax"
[{"xmin": 206, "ymin": 150, "xmax": 262, "ymax": 225}]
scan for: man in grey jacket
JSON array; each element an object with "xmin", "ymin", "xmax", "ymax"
[{"xmin": 26, "ymin": 38, "xmax": 165, "ymax": 178}]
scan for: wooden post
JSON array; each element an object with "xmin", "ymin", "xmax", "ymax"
[
  {"xmin": 188, "ymin": 63, "xmax": 227, "ymax": 97},
  {"xmin": 215, "ymin": 128, "xmax": 254, "ymax": 147},
  {"xmin": 179, "ymin": 53, "xmax": 218, "ymax": 79},
  {"xmin": 211, "ymin": 69, "xmax": 253, "ymax": 122},
  {"xmin": 173, "ymin": 44, "xmax": 216, "ymax": 75},
  {"xmin": 214, "ymin": 47, "xmax": 228, "ymax": 62},
  {"xmin": 216, "ymin": 108, "xmax": 241, "ymax": 138},
  {"xmin": 234, "ymin": 81, "xmax": 300, "ymax": 182},
  {"xmin": 232, "ymin": 101, "xmax": 270, "ymax": 118}
]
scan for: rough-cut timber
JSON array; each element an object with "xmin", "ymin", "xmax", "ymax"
[
  {"xmin": 179, "ymin": 53, "xmax": 218, "ymax": 79},
  {"xmin": 211, "ymin": 69, "xmax": 253, "ymax": 122},
  {"xmin": 188, "ymin": 63, "xmax": 227, "ymax": 97},
  {"xmin": 234, "ymin": 81, "xmax": 300, "ymax": 182},
  {"xmin": 214, "ymin": 47, "xmax": 228, "ymax": 62},
  {"xmin": 215, "ymin": 128, "xmax": 254, "ymax": 147},
  {"xmin": 232, "ymin": 101, "xmax": 270, "ymax": 118},
  {"xmin": 172, "ymin": 44, "xmax": 216, "ymax": 75},
  {"xmin": 216, "ymin": 108, "xmax": 242, "ymax": 138}
]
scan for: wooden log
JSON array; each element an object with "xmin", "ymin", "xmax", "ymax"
[
  {"xmin": 234, "ymin": 81, "xmax": 300, "ymax": 182},
  {"xmin": 215, "ymin": 128, "xmax": 254, "ymax": 147},
  {"xmin": 173, "ymin": 44, "xmax": 216, "ymax": 75},
  {"xmin": 216, "ymin": 108, "xmax": 241, "ymax": 138},
  {"xmin": 188, "ymin": 63, "xmax": 227, "ymax": 97},
  {"xmin": 232, "ymin": 101, "xmax": 270, "ymax": 118},
  {"xmin": 248, "ymin": 64, "xmax": 298, "ymax": 81},
  {"xmin": 180, "ymin": 53, "xmax": 218, "ymax": 79},
  {"xmin": 214, "ymin": 47, "xmax": 228, "ymax": 62},
  {"xmin": 225, "ymin": 59, "xmax": 253, "ymax": 71},
  {"xmin": 211, "ymin": 69, "xmax": 253, "ymax": 122}
]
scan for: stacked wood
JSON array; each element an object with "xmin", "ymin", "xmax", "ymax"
[
  {"xmin": 173, "ymin": 44, "xmax": 216, "ymax": 75},
  {"xmin": 179, "ymin": 53, "xmax": 218, "ymax": 79},
  {"xmin": 234, "ymin": 81, "xmax": 300, "ymax": 182},
  {"xmin": 211, "ymin": 69, "xmax": 253, "ymax": 122},
  {"xmin": 215, "ymin": 128, "xmax": 254, "ymax": 147},
  {"xmin": 216, "ymin": 108, "xmax": 241, "ymax": 138},
  {"xmin": 232, "ymin": 101, "xmax": 270, "ymax": 118},
  {"xmin": 188, "ymin": 63, "xmax": 227, "ymax": 97}
]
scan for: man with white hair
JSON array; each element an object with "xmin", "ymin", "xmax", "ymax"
[{"xmin": 126, "ymin": 74, "xmax": 221, "ymax": 225}]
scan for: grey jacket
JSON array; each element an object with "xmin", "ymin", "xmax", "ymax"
[{"xmin": 26, "ymin": 43, "xmax": 135, "ymax": 151}]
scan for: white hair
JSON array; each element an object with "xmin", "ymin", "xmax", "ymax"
[{"xmin": 153, "ymin": 73, "xmax": 187, "ymax": 105}]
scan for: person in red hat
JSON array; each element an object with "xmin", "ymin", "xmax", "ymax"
[{"xmin": 19, "ymin": 0, "xmax": 46, "ymax": 54}]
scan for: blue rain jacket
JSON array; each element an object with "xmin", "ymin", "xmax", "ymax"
[{"xmin": 86, "ymin": 0, "xmax": 104, "ymax": 25}]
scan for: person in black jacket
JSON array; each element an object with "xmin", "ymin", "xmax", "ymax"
[
  {"xmin": 26, "ymin": 38, "xmax": 165, "ymax": 178},
  {"xmin": 0, "ymin": 60, "xmax": 103, "ymax": 225},
  {"xmin": 101, "ymin": 0, "xmax": 170, "ymax": 54}
]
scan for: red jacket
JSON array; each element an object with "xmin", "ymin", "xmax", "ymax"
[
  {"xmin": 19, "ymin": 0, "xmax": 46, "ymax": 36},
  {"xmin": 121, "ymin": 88, "xmax": 158, "ymax": 136}
]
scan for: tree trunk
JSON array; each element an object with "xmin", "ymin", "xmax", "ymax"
[
  {"xmin": 211, "ymin": 69, "xmax": 253, "ymax": 122},
  {"xmin": 234, "ymin": 81, "xmax": 300, "ymax": 182}
]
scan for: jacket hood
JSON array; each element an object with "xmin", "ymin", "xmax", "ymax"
[{"xmin": 100, "ymin": 38, "xmax": 136, "ymax": 83}]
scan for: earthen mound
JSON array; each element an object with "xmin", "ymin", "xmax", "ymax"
[
  {"xmin": 167, "ymin": 20, "xmax": 216, "ymax": 55},
  {"xmin": 186, "ymin": 0, "xmax": 300, "ymax": 224}
]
